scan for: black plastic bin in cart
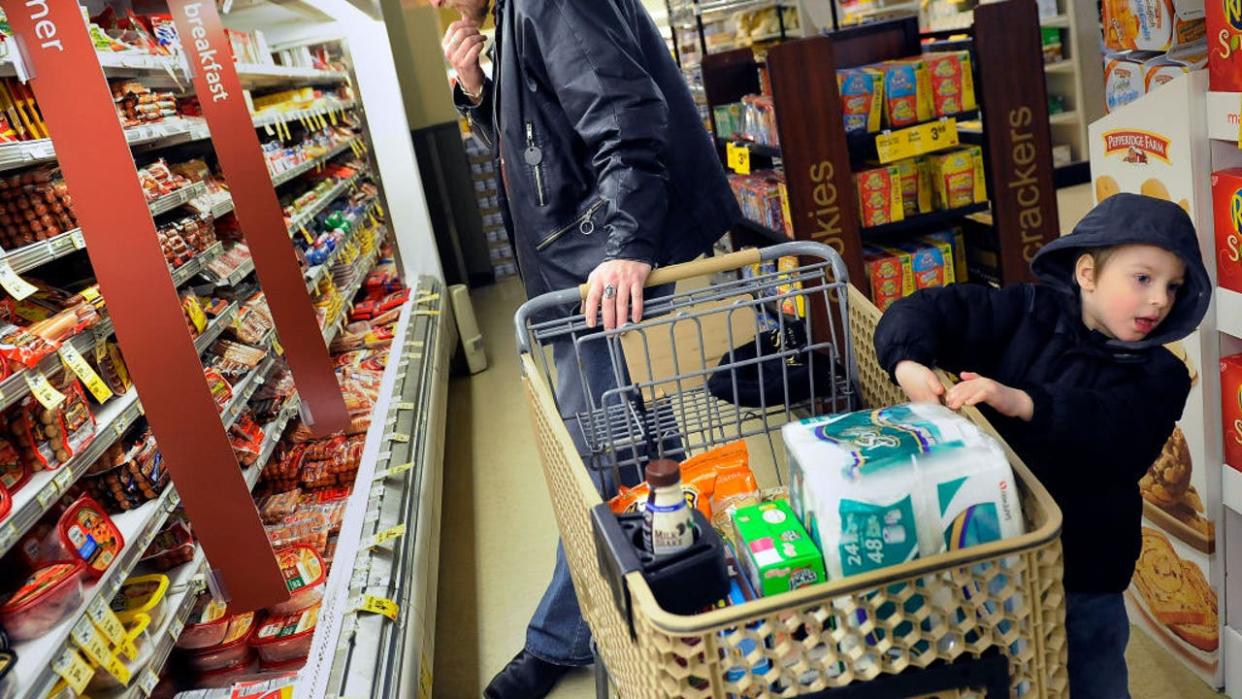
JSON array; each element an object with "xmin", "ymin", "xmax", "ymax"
[{"xmin": 514, "ymin": 241, "xmax": 1068, "ymax": 698}]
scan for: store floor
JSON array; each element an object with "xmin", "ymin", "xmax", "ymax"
[{"xmin": 433, "ymin": 185, "xmax": 1222, "ymax": 699}]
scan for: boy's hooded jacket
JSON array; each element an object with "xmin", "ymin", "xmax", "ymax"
[{"xmin": 875, "ymin": 194, "xmax": 1210, "ymax": 593}]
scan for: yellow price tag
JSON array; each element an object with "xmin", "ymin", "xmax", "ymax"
[
  {"xmin": 329, "ymin": 109, "xmax": 339, "ymax": 126},
  {"xmin": 300, "ymin": 223, "xmax": 315, "ymax": 245},
  {"xmin": 367, "ymin": 523, "xmax": 406, "ymax": 549},
  {"xmin": 87, "ymin": 599, "xmax": 124, "ymax": 644},
  {"xmin": 874, "ymin": 118, "xmax": 959, "ymax": 164},
  {"xmin": 273, "ymin": 340, "xmax": 285, "ymax": 356},
  {"xmin": 186, "ymin": 300, "xmax": 208, "ymax": 335},
  {"xmin": 726, "ymin": 141, "xmax": 751, "ymax": 175},
  {"xmin": 375, "ymin": 462, "xmax": 413, "ymax": 480},
  {"xmin": 52, "ymin": 649, "xmax": 94, "ymax": 694},
  {"xmin": 419, "ymin": 653, "xmax": 434, "ymax": 699},
  {"xmin": 0, "ymin": 259, "xmax": 38, "ymax": 300},
  {"xmin": 357, "ymin": 595, "xmax": 399, "ymax": 621},
  {"xmin": 24, "ymin": 370, "xmax": 66, "ymax": 410},
  {"xmin": 388, "ymin": 432, "xmax": 410, "ymax": 443},
  {"xmin": 318, "ymin": 113, "xmax": 329, "ymax": 130},
  {"xmin": 72, "ymin": 618, "xmax": 129, "ymax": 684},
  {"xmin": 59, "ymin": 344, "xmax": 114, "ymax": 403},
  {"xmin": 368, "ymin": 212, "xmax": 379, "ymax": 228},
  {"xmin": 374, "ymin": 201, "xmax": 386, "ymax": 218}
]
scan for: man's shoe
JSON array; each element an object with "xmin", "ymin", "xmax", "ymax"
[{"xmin": 483, "ymin": 650, "xmax": 572, "ymax": 699}]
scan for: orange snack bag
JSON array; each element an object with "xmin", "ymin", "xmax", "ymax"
[{"xmin": 608, "ymin": 441, "xmax": 758, "ymax": 518}]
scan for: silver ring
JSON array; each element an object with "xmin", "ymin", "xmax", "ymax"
[{"xmin": 603, "ymin": 284, "xmax": 616, "ymax": 300}]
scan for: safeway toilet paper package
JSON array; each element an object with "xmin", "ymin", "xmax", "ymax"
[{"xmin": 783, "ymin": 404, "xmax": 1024, "ymax": 581}]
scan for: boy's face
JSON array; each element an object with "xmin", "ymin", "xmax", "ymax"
[{"xmin": 1077, "ymin": 244, "xmax": 1186, "ymax": 342}]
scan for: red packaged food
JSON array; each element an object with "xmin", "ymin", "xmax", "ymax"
[
  {"xmin": 250, "ymin": 603, "xmax": 319, "ymax": 664},
  {"xmin": 51, "ymin": 495, "xmax": 125, "ymax": 577},
  {"xmin": 140, "ymin": 519, "xmax": 196, "ymax": 572},
  {"xmin": 176, "ymin": 595, "xmax": 230, "ymax": 649},
  {"xmin": 184, "ymin": 612, "xmax": 257, "ymax": 672},
  {"xmin": 1224, "ymin": 354, "xmax": 1242, "ymax": 474},
  {"xmin": 195, "ymin": 652, "xmax": 262, "ymax": 689},
  {"xmin": 0, "ymin": 438, "xmax": 29, "ymax": 496},
  {"xmin": 0, "ymin": 482, "xmax": 9, "ymax": 521},
  {"xmin": 0, "ymin": 562, "xmax": 85, "ymax": 642},
  {"xmin": 1209, "ymin": 0, "xmax": 1242, "ymax": 92},
  {"xmin": 1213, "ymin": 168, "xmax": 1242, "ymax": 295},
  {"xmin": 270, "ymin": 546, "xmax": 325, "ymax": 615},
  {"xmin": 266, "ymin": 510, "xmax": 329, "ymax": 555}
]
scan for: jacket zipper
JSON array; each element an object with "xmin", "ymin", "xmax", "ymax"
[
  {"xmin": 526, "ymin": 122, "xmax": 546, "ymax": 207},
  {"xmin": 536, "ymin": 200, "xmax": 606, "ymax": 252}
]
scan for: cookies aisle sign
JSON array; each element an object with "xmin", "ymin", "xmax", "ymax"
[{"xmin": 1089, "ymin": 71, "xmax": 1224, "ymax": 685}]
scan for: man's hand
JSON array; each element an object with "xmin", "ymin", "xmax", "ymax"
[
  {"xmin": 443, "ymin": 19, "xmax": 486, "ymax": 100},
  {"xmin": 584, "ymin": 259, "xmax": 653, "ymax": 331},
  {"xmin": 945, "ymin": 372, "xmax": 1034, "ymax": 420},
  {"xmin": 894, "ymin": 360, "xmax": 945, "ymax": 404}
]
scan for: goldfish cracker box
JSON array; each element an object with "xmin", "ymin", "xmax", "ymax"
[
  {"xmin": 1105, "ymin": 53, "xmax": 1153, "ymax": 112},
  {"xmin": 855, "ymin": 165, "xmax": 904, "ymax": 227},
  {"xmin": 871, "ymin": 59, "xmax": 932, "ymax": 128},
  {"xmin": 837, "ymin": 68, "xmax": 884, "ymax": 134},
  {"xmin": 1208, "ymin": 0, "xmax": 1242, "ymax": 90},
  {"xmin": 1144, "ymin": 43, "xmax": 1208, "ymax": 92},
  {"xmin": 1212, "ymin": 168, "xmax": 1242, "ymax": 294},
  {"xmin": 927, "ymin": 146, "xmax": 986, "ymax": 210},
  {"xmin": 1104, "ymin": 0, "xmax": 1206, "ymax": 53},
  {"xmin": 892, "ymin": 157, "xmax": 932, "ymax": 218},
  {"xmin": 1222, "ymin": 354, "xmax": 1242, "ymax": 474},
  {"xmin": 864, "ymin": 245, "xmax": 914, "ymax": 311},
  {"xmin": 922, "ymin": 51, "xmax": 977, "ymax": 117},
  {"xmin": 920, "ymin": 228, "xmax": 969, "ymax": 283},
  {"xmin": 888, "ymin": 239, "xmax": 955, "ymax": 290}
]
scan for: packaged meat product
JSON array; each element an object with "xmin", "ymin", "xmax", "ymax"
[
  {"xmin": 175, "ymin": 595, "xmax": 229, "ymax": 649},
  {"xmin": 256, "ymin": 655, "xmax": 306, "ymax": 678},
  {"xmin": 0, "ymin": 484, "xmax": 8, "ymax": 522},
  {"xmin": 195, "ymin": 652, "xmax": 261, "ymax": 689},
  {"xmin": 140, "ymin": 519, "xmax": 195, "ymax": 571},
  {"xmin": 0, "ymin": 650, "xmax": 13, "ymax": 699},
  {"xmin": 0, "ymin": 562, "xmax": 86, "ymax": 642},
  {"xmin": 184, "ymin": 612, "xmax": 257, "ymax": 672},
  {"xmin": 250, "ymin": 604, "xmax": 319, "ymax": 664},
  {"xmin": 258, "ymin": 489, "xmax": 301, "ymax": 524},
  {"xmin": 204, "ymin": 369, "xmax": 234, "ymax": 412},
  {"xmin": 266, "ymin": 510, "xmax": 329, "ymax": 555},
  {"xmin": 49, "ymin": 496, "xmax": 124, "ymax": 577},
  {"xmin": 270, "ymin": 546, "xmax": 326, "ymax": 615},
  {"xmin": 0, "ymin": 439, "xmax": 29, "ymax": 496},
  {"xmin": 111, "ymin": 574, "xmax": 170, "ymax": 627}
]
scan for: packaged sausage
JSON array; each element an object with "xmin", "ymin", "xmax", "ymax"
[
  {"xmin": 139, "ymin": 518, "xmax": 195, "ymax": 571},
  {"xmin": 0, "ymin": 562, "xmax": 86, "ymax": 642},
  {"xmin": 176, "ymin": 595, "xmax": 230, "ymax": 649},
  {"xmin": 0, "ymin": 438, "xmax": 29, "ymax": 497},
  {"xmin": 266, "ymin": 510, "xmax": 329, "ymax": 555},
  {"xmin": 258, "ymin": 489, "xmax": 301, "ymax": 524},
  {"xmin": 270, "ymin": 545, "xmax": 326, "ymax": 615},
  {"xmin": 0, "ymin": 484, "xmax": 8, "ymax": 522},
  {"xmin": 47, "ymin": 495, "xmax": 125, "ymax": 577},
  {"xmin": 184, "ymin": 612, "xmax": 257, "ymax": 672},
  {"xmin": 250, "ymin": 604, "xmax": 320, "ymax": 664}
]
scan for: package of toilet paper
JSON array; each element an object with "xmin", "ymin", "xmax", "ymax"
[{"xmin": 783, "ymin": 404, "xmax": 1025, "ymax": 581}]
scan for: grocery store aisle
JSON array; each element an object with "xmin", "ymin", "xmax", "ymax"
[{"xmin": 434, "ymin": 263, "xmax": 1222, "ymax": 699}]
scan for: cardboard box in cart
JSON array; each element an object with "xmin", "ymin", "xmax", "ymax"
[{"xmin": 1090, "ymin": 71, "xmax": 1222, "ymax": 686}]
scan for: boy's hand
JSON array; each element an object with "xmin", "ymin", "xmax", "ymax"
[
  {"xmin": 946, "ymin": 372, "xmax": 1034, "ymax": 420},
  {"xmin": 895, "ymin": 360, "xmax": 945, "ymax": 404}
]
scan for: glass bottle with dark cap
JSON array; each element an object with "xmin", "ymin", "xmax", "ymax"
[{"xmin": 642, "ymin": 458, "xmax": 696, "ymax": 555}]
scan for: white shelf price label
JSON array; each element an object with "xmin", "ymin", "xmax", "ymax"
[
  {"xmin": 0, "ymin": 258, "xmax": 37, "ymax": 300},
  {"xmin": 366, "ymin": 523, "xmax": 406, "ymax": 549},
  {"xmin": 139, "ymin": 668, "xmax": 160, "ymax": 693},
  {"xmin": 59, "ymin": 343, "xmax": 114, "ymax": 403},
  {"xmin": 387, "ymin": 432, "xmax": 410, "ymax": 444},
  {"xmin": 52, "ymin": 648, "xmax": 93, "ymax": 694},
  {"xmin": 71, "ymin": 230, "xmax": 86, "ymax": 250},
  {"xmin": 374, "ymin": 462, "xmax": 413, "ymax": 481},
  {"xmin": 24, "ymin": 370, "xmax": 66, "ymax": 410}
]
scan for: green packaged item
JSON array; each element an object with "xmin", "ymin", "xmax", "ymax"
[{"xmin": 731, "ymin": 501, "xmax": 826, "ymax": 597}]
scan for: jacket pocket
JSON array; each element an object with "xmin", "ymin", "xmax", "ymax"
[
  {"xmin": 535, "ymin": 199, "xmax": 606, "ymax": 252},
  {"xmin": 524, "ymin": 121, "xmax": 547, "ymax": 207}
]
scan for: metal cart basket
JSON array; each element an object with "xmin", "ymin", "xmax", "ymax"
[{"xmin": 515, "ymin": 242, "xmax": 1068, "ymax": 698}]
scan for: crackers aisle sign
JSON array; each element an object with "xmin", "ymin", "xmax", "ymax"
[{"xmin": 1089, "ymin": 72, "xmax": 1223, "ymax": 686}]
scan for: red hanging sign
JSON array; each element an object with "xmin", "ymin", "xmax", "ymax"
[
  {"xmin": 2, "ymin": 0, "xmax": 286, "ymax": 612},
  {"xmin": 169, "ymin": 0, "xmax": 349, "ymax": 436}
]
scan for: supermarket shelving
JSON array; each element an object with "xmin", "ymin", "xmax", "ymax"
[
  {"xmin": 219, "ymin": 349, "xmax": 279, "ymax": 431},
  {"xmin": 251, "ymin": 99, "xmax": 357, "ymax": 129},
  {"xmin": 234, "ymin": 63, "xmax": 350, "ymax": 88},
  {"xmin": 322, "ymin": 244, "xmax": 381, "ymax": 345},
  {"xmin": 0, "ymin": 390, "xmax": 142, "ymax": 558},
  {"xmin": 147, "ymin": 182, "xmax": 208, "ymax": 218},
  {"xmin": 116, "ymin": 548, "xmax": 209, "ymax": 698},
  {"xmin": 171, "ymin": 243, "xmax": 224, "ymax": 288},
  {"xmin": 287, "ymin": 172, "xmax": 364, "ymax": 234},
  {"xmin": 271, "ymin": 139, "xmax": 360, "ymax": 188},
  {"xmin": 1218, "ymin": 287, "xmax": 1242, "ymax": 339},
  {"xmin": 1225, "ymin": 464, "xmax": 1242, "ymax": 518},
  {"xmin": 194, "ymin": 303, "xmax": 238, "ymax": 356}
]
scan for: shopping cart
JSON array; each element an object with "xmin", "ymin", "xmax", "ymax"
[{"xmin": 515, "ymin": 241, "xmax": 1068, "ymax": 699}]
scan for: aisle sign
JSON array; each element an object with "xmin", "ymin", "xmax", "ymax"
[
  {"xmin": 7, "ymin": 0, "xmax": 288, "ymax": 612},
  {"xmin": 168, "ymin": 0, "xmax": 350, "ymax": 438},
  {"xmin": 726, "ymin": 141, "xmax": 751, "ymax": 175},
  {"xmin": 874, "ymin": 118, "xmax": 959, "ymax": 164}
]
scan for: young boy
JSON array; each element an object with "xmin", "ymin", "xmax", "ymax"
[{"xmin": 874, "ymin": 193, "xmax": 1210, "ymax": 699}]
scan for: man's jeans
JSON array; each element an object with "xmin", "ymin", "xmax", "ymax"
[
  {"xmin": 526, "ymin": 286, "xmax": 678, "ymax": 667},
  {"xmin": 1066, "ymin": 592, "xmax": 1131, "ymax": 699}
]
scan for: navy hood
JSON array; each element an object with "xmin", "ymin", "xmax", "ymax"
[{"xmin": 1030, "ymin": 193, "xmax": 1210, "ymax": 351}]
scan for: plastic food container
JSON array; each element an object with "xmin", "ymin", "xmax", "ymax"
[
  {"xmin": 140, "ymin": 520, "xmax": 195, "ymax": 572},
  {"xmin": 250, "ymin": 603, "xmax": 319, "ymax": 664},
  {"xmin": 257, "ymin": 655, "xmax": 306, "ymax": 677},
  {"xmin": 0, "ymin": 484, "xmax": 9, "ymax": 523},
  {"xmin": 111, "ymin": 574, "xmax": 169, "ymax": 627},
  {"xmin": 0, "ymin": 650, "xmax": 15, "ymax": 699},
  {"xmin": 50, "ymin": 496, "xmax": 125, "ymax": 577},
  {"xmin": 184, "ymin": 612, "xmax": 256, "ymax": 672},
  {"xmin": 196, "ymin": 652, "xmax": 261, "ymax": 690},
  {"xmin": 175, "ymin": 595, "xmax": 230, "ymax": 650},
  {"xmin": 87, "ymin": 613, "xmax": 154, "ymax": 692},
  {"xmin": 0, "ymin": 562, "xmax": 85, "ymax": 642},
  {"xmin": 269, "ymin": 545, "xmax": 325, "ymax": 615}
]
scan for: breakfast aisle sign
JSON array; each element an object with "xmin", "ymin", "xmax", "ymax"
[{"xmin": 1089, "ymin": 72, "xmax": 1223, "ymax": 686}]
